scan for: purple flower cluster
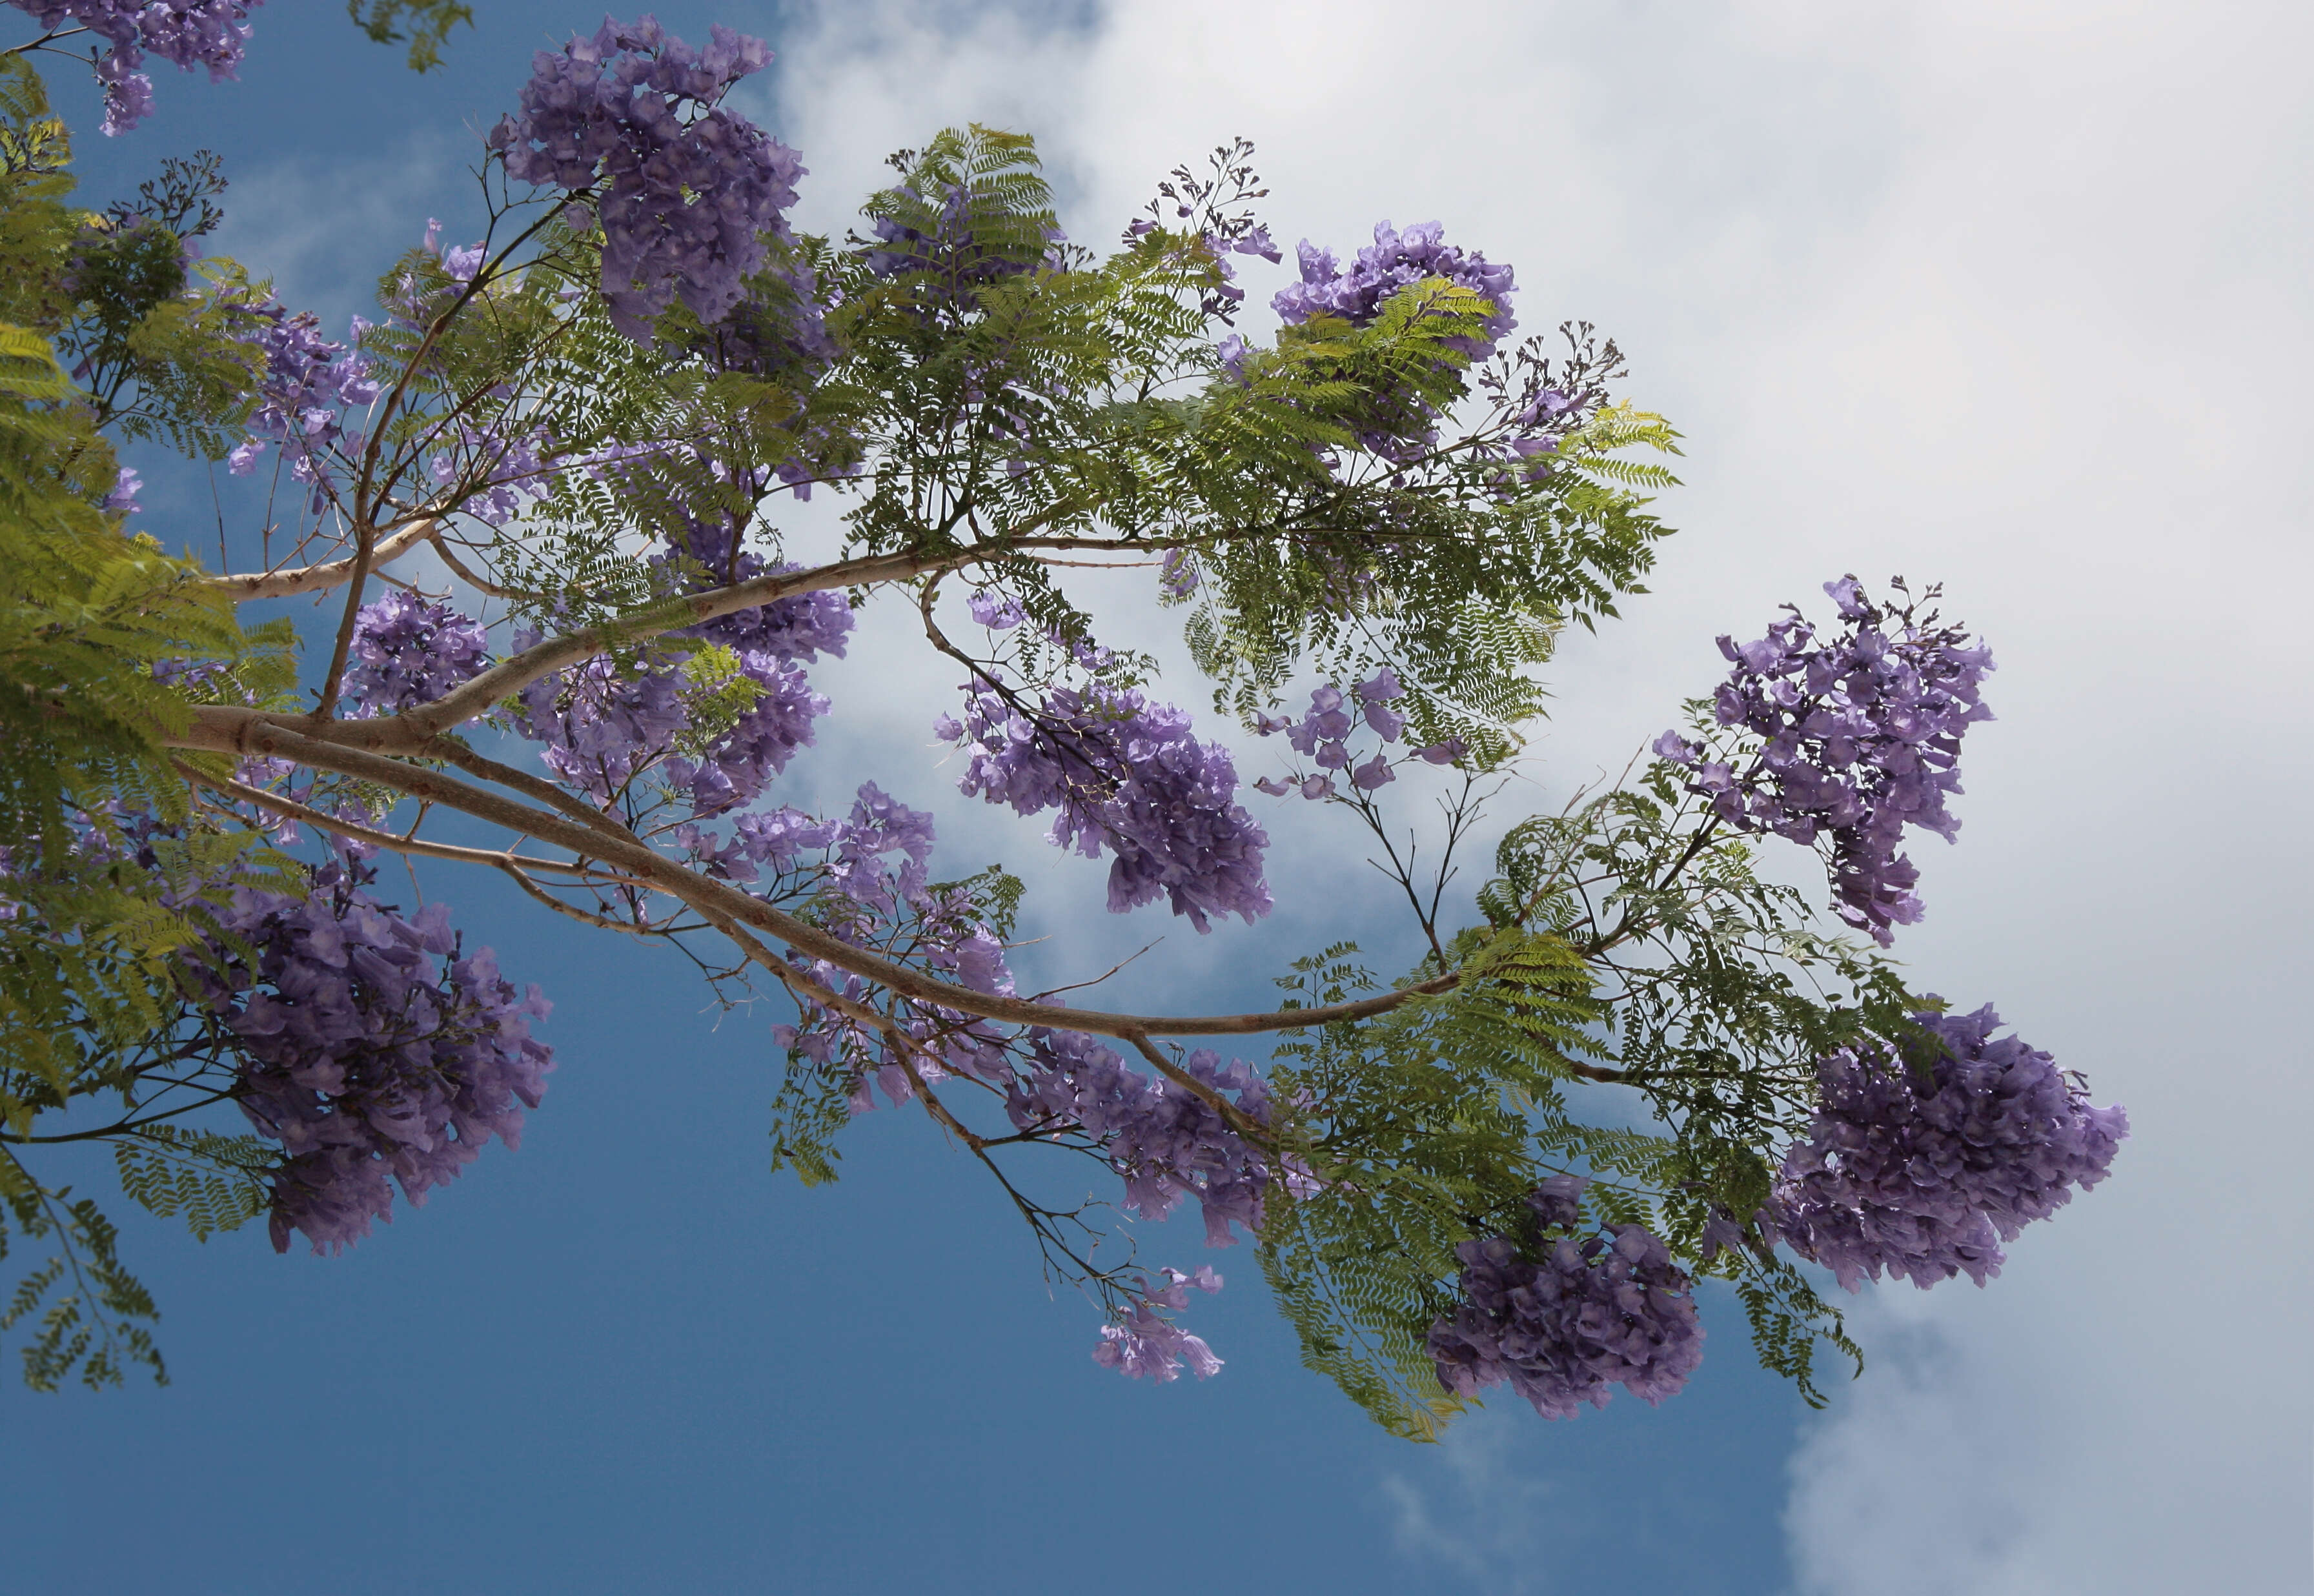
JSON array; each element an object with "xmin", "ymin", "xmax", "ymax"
[
  {"xmin": 1250, "ymin": 669, "xmax": 1465, "ymax": 800},
  {"xmin": 427, "ymin": 416, "xmax": 558, "ymax": 527},
  {"xmin": 8, "ymin": 0, "xmax": 261, "ymax": 134},
  {"xmin": 512, "ymin": 649, "xmax": 683, "ymax": 805},
  {"xmin": 512, "ymin": 639, "xmax": 827, "ymax": 820},
  {"xmin": 509, "ymin": 528, "xmax": 847, "ymax": 818},
  {"xmin": 101, "ymin": 465, "xmax": 141, "ymax": 514},
  {"xmin": 1007, "ymin": 1033, "xmax": 1284, "ymax": 1247},
  {"xmin": 487, "ymin": 15, "xmax": 804, "ymax": 341},
  {"xmin": 225, "ymin": 300, "xmax": 378, "ymax": 489},
  {"xmin": 1095, "ymin": 1265, "xmax": 1225, "ymax": 1382},
  {"xmin": 936, "ymin": 678, "xmax": 1271, "ymax": 933},
  {"xmin": 339, "ymin": 592, "xmax": 490, "ymax": 717},
  {"xmin": 1769, "ymin": 1006, "xmax": 2127, "ymax": 1292},
  {"xmin": 673, "ymin": 803, "xmax": 835, "ymax": 886},
  {"xmin": 196, "ymin": 861, "xmax": 553, "ymax": 1255},
  {"xmin": 762, "ymin": 785, "xmax": 1022, "ymax": 1104},
  {"xmin": 1654, "ymin": 578, "xmax": 1996, "ymax": 944},
  {"xmin": 1428, "ymin": 1177, "xmax": 1705, "ymax": 1419},
  {"xmin": 1264, "ymin": 220, "xmax": 1519, "ymax": 461},
  {"xmin": 1273, "ymin": 221, "xmax": 1517, "ymax": 360}
]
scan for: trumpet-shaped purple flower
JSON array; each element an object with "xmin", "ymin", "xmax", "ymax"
[
  {"xmin": 938, "ymin": 678, "xmax": 1271, "ymax": 932},
  {"xmin": 1768, "ymin": 1006, "xmax": 2127, "ymax": 1291},
  {"xmin": 487, "ymin": 15, "xmax": 802, "ymax": 341},
  {"xmin": 1095, "ymin": 1266, "xmax": 1226, "ymax": 1382},
  {"xmin": 1428, "ymin": 1178, "xmax": 1705, "ymax": 1419}
]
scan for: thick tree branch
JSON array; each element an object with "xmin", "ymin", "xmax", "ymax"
[
  {"xmin": 701, "ymin": 907, "xmax": 990, "ymax": 1153},
  {"xmin": 192, "ymin": 512, "xmax": 1379, "ymax": 756},
  {"xmin": 175, "ymin": 762, "xmax": 628, "ymax": 882},
  {"xmin": 163, "ymin": 717, "xmax": 1459, "ymax": 1038},
  {"xmin": 199, "ymin": 518, "xmax": 442, "ymax": 601}
]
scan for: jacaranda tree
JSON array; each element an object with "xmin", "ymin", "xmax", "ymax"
[{"xmin": 0, "ymin": 6, "xmax": 2124, "ymax": 1434}]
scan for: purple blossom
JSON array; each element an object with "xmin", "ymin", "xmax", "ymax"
[
  {"xmin": 511, "ymin": 647, "xmax": 689, "ymax": 807},
  {"xmin": 225, "ymin": 299, "xmax": 379, "ymax": 491},
  {"xmin": 510, "ymin": 529, "xmax": 843, "ymax": 818},
  {"xmin": 820, "ymin": 781, "xmax": 937, "ymax": 920},
  {"xmin": 101, "ymin": 466, "xmax": 141, "ymax": 514},
  {"xmin": 511, "ymin": 635, "xmax": 828, "ymax": 820},
  {"xmin": 8, "ymin": 0, "xmax": 261, "ymax": 134},
  {"xmin": 940, "ymin": 678, "xmax": 1272, "ymax": 932},
  {"xmin": 1769, "ymin": 1006, "xmax": 2127, "ymax": 1291},
  {"xmin": 339, "ymin": 592, "xmax": 489, "ymax": 718},
  {"xmin": 1657, "ymin": 578, "xmax": 1996, "ymax": 944},
  {"xmin": 1272, "ymin": 220, "xmax": 1517, "ymax": 360},
  {"xmin": 487, "ymin": 16, "xmax": 802, "ymax": 341},
  {"xmin": 656, "ymin": 519, "xmax": 856, "ymax": 663},
  {"xmin": 1253, "ymin": 674, "xmax": 1434, "ymax": 798},
  {"xmin": 1095, "ymin": 1266, "xmax": 1224, "ymax": 1382},
  {"xmin": 1157, "ymin": 549, "xmax": 1201, "ymax": 599},
  {"xmin": 1214, "ymin": 331, "xmax": 1249, "ymax": 385},
  {"xmin": 666, "ymin": 655, "xmax": 827, "ymax": 818},
  {"xmin": 1008, "ymin": 1033, "xmax": 1292, "ymax": 1247},
  {"xmin": 190, "ymin": 859, "xmax": 553, "ymax": 1255},
  {"xmin": 1428, "ymin": 1178, "xmax": 1705, "ymax": 1419},
  {"xmin": 760, "ymin": 787, "xmax": 1022, "ymax": 1101},
  {"xmin": 966, "ymin": 589, "xmax": 1025, "ymax": 629},
  {"xmin": 675, "ymin": 804, "xmax": 837, "ymax": 885}
]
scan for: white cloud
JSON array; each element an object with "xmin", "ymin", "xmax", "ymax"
[
  {"xmin": 209, "ymin": 127, "xmax": 464, "ymax": 324},
  {"xmin": 1379, "ymin": 1407, "xmax": 1565, "ymax": 1595}
]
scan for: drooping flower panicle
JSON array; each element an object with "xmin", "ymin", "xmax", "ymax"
[
  {"xmin": 8, "ymin": 0, "xmax": 261, "ymax": 134},
  {"xmin": 487, "ymin": 15, "xmax": 803, "ymax": 340},
  {"xmin": 937, "ymin": 677, "xmax": 1272, "ymax": 933},
  {"xmin": 1769, "ymin": 1006, "xmax": 2127, "ymax": 1291},
  {"xmin": 1095, "ymin": 1266, "xmax": 1225, "ymax": 1382},
  {"xmin": 191, "ymin": 860, "xmax": 554, "ymax": 1256},
  {"xmin": 1656, "ymin": 577, "xmax": 1996, "ymax": 944},
  {"xmin": 1427, "ymin": 1177, "xmax": 1705, "ymax": 1420},
  {"xmin": 1006, "ymin": 1033, "xmax": 1292, "ymax": 1248}
]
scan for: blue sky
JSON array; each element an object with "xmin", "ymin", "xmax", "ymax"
[{"xmin": 6, "ymin": 3, "xmax": 2309, "ymax": 1593}]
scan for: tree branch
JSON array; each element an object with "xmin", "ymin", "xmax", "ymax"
[
  {"xmin": 163, "ymin": 717, "xmax": 1459, "ymax": 1039},
  {"xmin": 199, "ymin": 517, "xmax": 441, "ymax": 601}
]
